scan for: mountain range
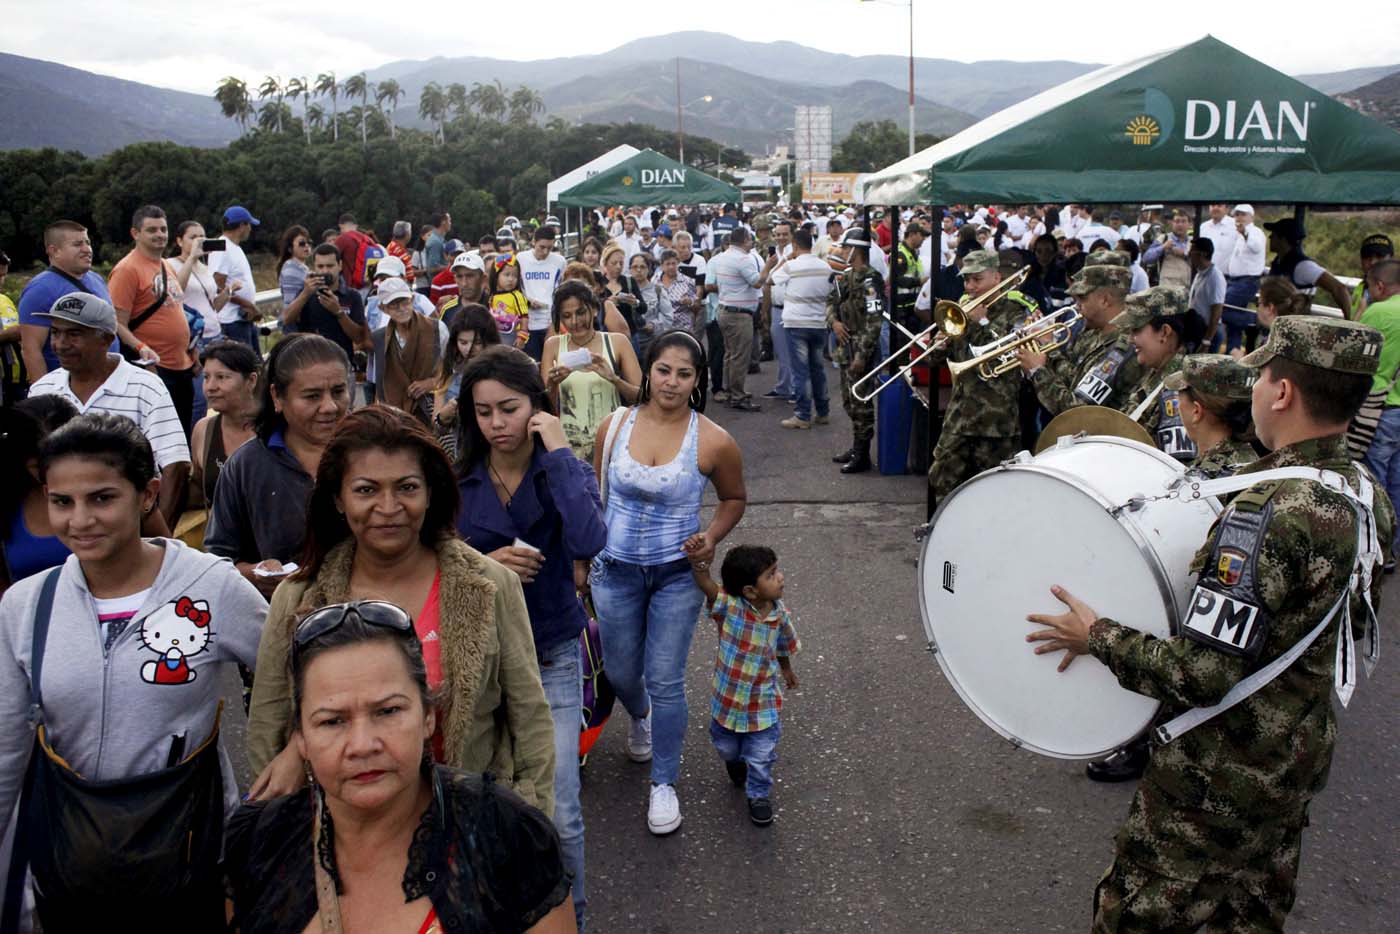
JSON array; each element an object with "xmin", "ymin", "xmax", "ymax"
[{"xmin": 1, "ymin": 33, "xmax": 1397, "ymax": 157}]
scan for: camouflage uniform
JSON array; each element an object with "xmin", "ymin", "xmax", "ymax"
[
  {"xmin": 1166, "ymin": 354, "xmax": 1260, "ymax": 479},
  {"xmin": 1087, "ymin": 317, "xmax": 1395, "ymax": 933},
  {"xmin": 827, "ymin": 264, "xmax": 886, "ymax": 443},
  {"xmin": 925, "ymin": 250, "xmax": 1028, "ymax": 498},
  {"xmin": 1115, "ymin": 286, "xmax": 1196, "ymax": 461},
  {"xmin": 1030, "ymin": 258, "xmax": 1145, "ymax": 414}
]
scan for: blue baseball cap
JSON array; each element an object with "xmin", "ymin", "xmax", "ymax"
[
  {"xmin": 223, "ymin": 205, "xmax": 260, "ymax": 227},
  {"xmin": 656, "ymin": 224, "xmax": 673, "ymax": 238}
]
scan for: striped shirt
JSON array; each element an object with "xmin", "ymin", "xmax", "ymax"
[
  {"xmin": 707, "ymin": 246, "xmax": 763, "ymax": 311},
  {"xmin": 29, "ymin": 355, "xmax": 191, "ymax": 469},
  {"xmin": 771, "ymin": 254, "xmax": 834, "ymax": 328}
]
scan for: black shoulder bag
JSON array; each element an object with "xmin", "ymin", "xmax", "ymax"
[
  {"xmin": 119, "ymin": 260, "xmax": 170, "ymax": 363},
  {"xmin": 1, "ymin": 568, "xmax": 227, "ymax": 932}
]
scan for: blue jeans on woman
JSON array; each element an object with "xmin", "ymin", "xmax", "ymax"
[
  {"xmin": 538, "ymin": 637, "xmax": 586, "ymax": 929},
  {"xmin": 590, "ymin": 555, "xmax": 705, "ymax": 786},
  {"xmin": 786, "ymin": 327, "xmax": 831, "ymax": 423},
  {"xmin": 1365, "ymin": 407, "xmax": 1400, "ymax": 555}
]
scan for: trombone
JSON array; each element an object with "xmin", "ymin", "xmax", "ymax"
[{"xmin": 851, "ymin": 266, "xmax": 1046, "ymax": 402}]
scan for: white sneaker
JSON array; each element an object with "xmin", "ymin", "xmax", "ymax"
[
  {"xmin": 648, "ymin": 783, "xmax": 683, "ymax": 835},
  {"xmin": 626, "ymin": 711, "xmax": 653, "ymax": 763}
]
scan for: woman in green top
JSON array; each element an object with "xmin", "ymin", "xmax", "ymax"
[{"xmin": 539, "ymin": 280, "xmax": 642, "ymax": 461}]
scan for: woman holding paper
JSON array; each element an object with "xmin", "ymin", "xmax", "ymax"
[{"xmin": 453, "ymin": 344, "xmax": 607, "ymax": 931}]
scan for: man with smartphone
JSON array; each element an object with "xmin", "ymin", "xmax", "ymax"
[
  {"xmin": 207, "ymin": 205, "xmax": 263, "ymax": 356},
  {"xmin": 281, "ymin": 243, "xmax": 367, "ymax": 363}
]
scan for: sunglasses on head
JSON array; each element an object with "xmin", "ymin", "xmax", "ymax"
[{"xmin": 293, "ymin": 600, "xmax": 415, "ymax": 658}]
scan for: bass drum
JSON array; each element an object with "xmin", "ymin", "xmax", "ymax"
[{"xmin": 918, "ymin": 435, "xmax": 1220, "ymax": 759}]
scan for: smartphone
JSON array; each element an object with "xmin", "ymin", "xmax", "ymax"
[
  {"xmin": 768, "ymin": 245, "xmax": 777, "ymax": 258},
  {"xmin": 317, "ymin": 273, "xmax": 335, "ymax": 289},
  {"xmin": 201, "ymin": 238, "xmax": 227, "ymax": 252}
]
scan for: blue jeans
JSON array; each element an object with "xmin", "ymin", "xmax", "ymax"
[
  {"xmin": 590, "ymin": 556, "xmax": 705, "ymax": 786},
  {"xmin": 769, "ymin": 306, "xmax": 792, "ymax": 396},
  {"xmin": 524, "ymin": 327, "xmax": 548, "ymax": 361},
  {"xmin": 710, "ymin": 720, "xmax": 782, "ymax": 799},
  {"xmin": 538, "ymin": 637, "xmax": 586, "ymax": 929},
  {"xmin": 1365, "ymin": 407, "xmax": 1400, "ymax": 554},
  {"xmin": 786, "ymin": 327, "xmax": 831, "ymax": 422},
  {"xmin": 1214, "ymin": 276, "xmax": 1261, "ymax": 352}
]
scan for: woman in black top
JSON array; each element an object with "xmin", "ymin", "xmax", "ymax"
[
  {"xmin": 224, "ymin": 602, "xmax": 575, "ymax": 933},
  {"xmin": 189, "ymin": 340, "xmax": 259, "ymax": 507}
]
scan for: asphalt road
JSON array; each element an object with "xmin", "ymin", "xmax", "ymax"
[{"xmin": 225, "ymin": 361, "xmax": 1400, "ymax": 934}]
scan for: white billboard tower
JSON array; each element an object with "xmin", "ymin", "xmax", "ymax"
[{"xmin": 794, "ymin": 105, "xmax": 832, "ymax": 177}]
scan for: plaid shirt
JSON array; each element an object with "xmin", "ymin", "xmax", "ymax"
[{"xmin": 710, "ymin": 591, "xmax": 800, "ymax": 732}]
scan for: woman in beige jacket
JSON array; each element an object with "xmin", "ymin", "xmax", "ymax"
[{"xmin": 244, "ymin": 406, "xmax": 556, "ymax": 815}]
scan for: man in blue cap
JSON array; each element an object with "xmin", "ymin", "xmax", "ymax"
[{"xmin": 208, "ymin": 205, "xmax": 263, "ymax": 357}]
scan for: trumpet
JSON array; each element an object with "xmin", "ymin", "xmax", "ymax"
[
  {"xmin": 850, "ymin": 266, "xmax": 1035, "ymax": 402},
  {"xmin": 946, "ymin": 304, "xmax": 1081, "ymax": 381}
]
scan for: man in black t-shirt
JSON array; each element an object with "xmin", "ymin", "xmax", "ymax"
[{"xmin": 281, "ymin": 243, "xmax": 367, "ymax": 360}]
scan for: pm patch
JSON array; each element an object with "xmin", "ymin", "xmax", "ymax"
[
  {"xmin": 1182, "ymin": 585, "xmax": 1265, "ymax": 657},
  {"xmin": 1216, "ymin": 548, "xmax": 1247, "ymax": 587}
]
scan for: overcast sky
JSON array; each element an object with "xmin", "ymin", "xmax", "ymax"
[{"xmin": 5, "ymin": 1, "xmax": 1398, "ymax": 94}]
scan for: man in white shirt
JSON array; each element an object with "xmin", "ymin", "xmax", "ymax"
[
  {"xmin": 1186, "ymin": 237, "xmax": 1226, "ymax": 349},
  {"xmin": 29, "ymin": 293, "xmax": 189, "ymax": 526},
  {"xmin": 706, "ymin": 226, "xmax": 778, "ymax": 410},
  {"xmin": 1076, "ymin": 208, "xmax": 1121, "ymax": 251},
  {"xmin": 517, "ymin": 226, "xmax": 567, "ymax": 360},
  {"xmin": 1059, "ymin": 204, "xmax": 1086, "ymax": 241},
  {"xmin": 1005, "ymin": 205, "xmax": 1031, "ymax": 243},
  {"xmin": 616, "ymin": 215, "xmax": 643, "ymax": 262},
  {"xmin": 815, "ymin": 218, "xmax": 844, "ymax": 261},
  {"xmin": 1198, "ymin": 203, "xmax": 1239, "ymax": 277},
  {"xmin": 207, "ymin": 205, "xmax": 261, "ymax": 355},
  {"xmin": 772, "ymin": 228, "xmax": 834, "ymax": 428}
]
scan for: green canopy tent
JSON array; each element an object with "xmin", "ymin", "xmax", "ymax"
[
  {"xmin": 862, "ymin": 35, "xmax": 1400, "ymax": 206},
  {"xmin": 555, "ymin": 148, "xmax": 742, "ymax": 207}
]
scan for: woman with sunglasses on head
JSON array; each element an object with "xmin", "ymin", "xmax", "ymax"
[
  {"xmin": 244, "ymin": 405, "xmax": 556, "ymax": 817},
  {"xmin": 431, "ymin": 305, "xmax": 501, "ymax": 459},
  {"xmin": 589, "ymin": 331, "xmax": 746, "ymax": 836},
  {"xmin": 207, "ymin": 333, "xmax": 353, "ymax": 598},
  {"xmin": 454, "ymin": 345, "xmax": 607, "ymax": 930},
  {"xmin": 225, "ymin": 602, "xmax": 576, "ymax": 933},
  {"xmin": 0, "ymin": 413, "xmax": 266, "ymax": 929},
  {"xmin": 540, "ymin": 280, "xmax": 642, "ymax": 462}
]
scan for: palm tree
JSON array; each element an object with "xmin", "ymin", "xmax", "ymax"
[
  {"xmin": 214, "ymin": 77, "xmax": 252, "ymax": 135},
  {"xmin": 508, "ymin": 85, "xmax": 544, "ymax": 125},
  {"xmin": 287, "ymin": 76, "xmax": 310, "ymax": 142},
  {"xmin": 419, "ymin": 82, "xmax": 447, "ymax": 146},
  {"xmin": 257, "ymin": 76, "xmax": 285, "ymax": 133},
  {"xmin": 314, "ymin": 71, "xmax": 339, "ymax": 143},
  {"xmin": 469, "ymin": 79, "xmax": 508, "ymax": 122},
  {"xmin": 446, "ymin": 83, "xmax": 469, "ymax": 123},
  {"xmin": 305, "ymin": 103, "xmax": 326, "ymax": 139},
  {"xmin": 376, "ymin": 79, "xmax": 405, "ymax": 139},
  {"xmin": 343, "ymin": 72, "xmax": 373, "ymax": 146}
]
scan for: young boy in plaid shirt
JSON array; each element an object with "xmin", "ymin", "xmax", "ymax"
[{"xmin": 688, "ymin": 543, "xmax": 800, "ymax": 826}]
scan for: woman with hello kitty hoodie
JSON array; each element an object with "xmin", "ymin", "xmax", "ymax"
[{"xmin": 0, "ymin": 413, "xmax": 266, "ymax": 921}]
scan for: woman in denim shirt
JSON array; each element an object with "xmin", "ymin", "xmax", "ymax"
[{"xmin": 454, "ymin": 345, "xmax": 606, "ymax": 932}]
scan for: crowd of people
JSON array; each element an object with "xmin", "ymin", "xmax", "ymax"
[{"xmin": 0, "ymin": 192, "xmax": 1397, "ymax": 932}]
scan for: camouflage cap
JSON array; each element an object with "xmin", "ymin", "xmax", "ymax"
[
  {"xmin": 1239, "ymin": 315, "xmax": 1383, "ymax": 376},
  {"xmin": 1163, "ymin": 354, "xmax": 1255, "ymax": 399},
  {"xmin": 959, "ymin": 249, "xmax": 999, "ymax": 276},
  {"xmin": 1069, "ymin": 263, "xmax": 1133, "ymax": 296},
  {"xmin": 1110, "ymin": 285, "xmax": 1188, "ymax": 329},
  {"xmin": 1082, "ymin": 249, "xmax": 1130, "ymax": 269}
]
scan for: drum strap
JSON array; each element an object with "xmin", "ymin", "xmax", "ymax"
[{"xmin": 1150, "ymin": 467, "xmax": 1382, "ymax": 744}]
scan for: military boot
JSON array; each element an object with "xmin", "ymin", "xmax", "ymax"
[
  {"xmin": 840, "ymin": 440, "xmax": 873, "ymax": 474},
  {"xmin": 832, "ymin": 447, "xmax": 856, "ymax": 464}
]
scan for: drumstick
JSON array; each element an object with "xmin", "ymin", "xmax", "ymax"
[{"xmin": 1129, "ymin": 380, "xmax": 1165, "ymax": 423}]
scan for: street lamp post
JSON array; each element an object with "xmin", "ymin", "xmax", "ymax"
[
  {"xmin": 860, "ymin": 0, "xmax": 915, "ymax": 157},
  {"xmin": 674, "ymin": 57, "xmax": 714, "ymax": 165}
]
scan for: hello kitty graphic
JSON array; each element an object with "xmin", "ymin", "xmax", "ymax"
[{"xmin": 139, "ymin": 596, "xmax": 213, "ymax": 685}]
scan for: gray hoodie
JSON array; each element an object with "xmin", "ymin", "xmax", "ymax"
[{"xmin": 0, "ymin": 538, "xmax": 267, "ymax": 837}]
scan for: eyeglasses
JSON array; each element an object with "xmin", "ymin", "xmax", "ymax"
[
  {"xmin": 292, "ymin": 600, "xmax": 414, "ymax": 659},
  {"xmin": 296, "ymin": 240, "xmax": 310, "ymax": 247}
]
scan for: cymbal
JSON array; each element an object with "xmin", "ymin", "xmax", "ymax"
[{"xmin": 1035, "ymin": 406, "xmax": 1155, "ymax": 453}]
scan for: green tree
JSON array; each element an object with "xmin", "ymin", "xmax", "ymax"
[
  {"xmin": 287, "ymin": 76, "xmax": 310, "ymax": 143},
  {"xmin": 343, "ymin": 72, "xmax": 373, "ymax": 146},
  {"xmin": 257, "ymin": 76, "xmax": 285, "ymax": 134},
  {"xmin": 377, "ymin": 79, "xmax": 405, "ymax": 140},
  {"xmin": 508, "ymin": 86, "xmax": 544, "ymax": 126},
  {"xmin": 214, "ymin": 77, "xmax": 253, "ymax": 135},
  {"xmin": 446, "ymin": 83, "xmax": 469, "ymax": 122},
  {"xmin": 508, "ymin": 163, "xmax": 551, "ymax": 216},
  {"xmin": 419, "ymin": 82, "xmax": 447, "ymax": 146},
  {"xmin": 305, "ymin": 103, "xmax": 326, "ymax": 139},
  {"xmin": 314, "ymin": 71, "xmax": 339, "ymax": 143},
  {"xmin": 469, "ymin": 80, "xmax": 508, "ymax": 122},
  {"xmin": 832, "ymin": 119, "xmax": 941, "ymax": 173}
]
